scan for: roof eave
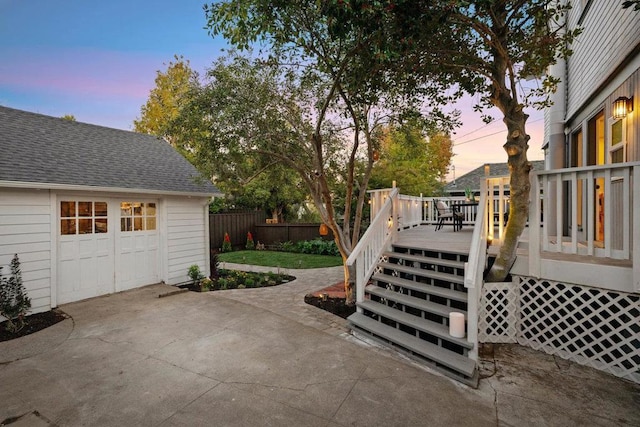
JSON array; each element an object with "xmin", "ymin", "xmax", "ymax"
[{"xmin": 0, "ymin": 180, "xmax": 222, "ymax": 198}]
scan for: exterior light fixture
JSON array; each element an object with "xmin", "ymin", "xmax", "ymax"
[
  {"xmin": 612, "ymin": 96, "xmax": 633, "ymax": 119},
  {"xmin": 372, "ymin": 150, "xmax": 380, "ymax": 161}
]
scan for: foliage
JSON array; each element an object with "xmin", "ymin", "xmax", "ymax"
[
  {"xmin": 278, "ymin": 239, "xmax": 340, "ymax": 257},
  {"xmin": 218, "ymin": 250, "xmax": 343, "ymax": 269},
  {"xmin": 245, "ymin": 232, "xmax": 255, "ymax": 250},
  {"xmin": 369, "ymin": 120, "xmax": 452, "ymax": 196},
  {"xmin": 202, "ymin": 2, "xmax": 458, "ymax": 303},
  {"xmin": 0, "ymin": 255, "xmax": 31, "ymax": 333},
  {"xmin": 213, "ymin": 269, "xmax": 292, "ymax": 290},
  {"xmin": 222, "ymin": 232, "xmax": 232, "ymax": 253},
  {"xmin": 622, "ymin": 0, "xmax": 640, "ymax": 11},
  {"xmin": 200, "ymin": 277, "xmax": 213, "ymax": 291},
  {"xmin": 221, "ymin": 164, "xmax": 308, "ymax": 222},
  {"xmin": 187, "ymin": 264, "xmax": 204, "ymax": 284},
  {"xmin": 61, "ymin": 114, "xmax": 76, "ymax": 121},
  {"xmin": 323, "ymin": 0, "xmax": 580, "ymax": 281},
  {"xmin": 134, "ymin": 55, "xmax": 200, "ymax": 150}
]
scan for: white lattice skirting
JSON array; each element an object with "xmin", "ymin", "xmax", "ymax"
[{"xmin": 479, "ymin": 277, "xmax": 640, "ymax": 384}]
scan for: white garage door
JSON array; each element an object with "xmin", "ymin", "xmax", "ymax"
[
  {"xmin": 57, "ymin": 198, "xmax": 160, "ymax": 304},
  {"xmin": 58, "ymin": 200, "xmax": 114, "ymax": 304},
  {"xmin": 117, "ymin": 201, "xmax": 159, "ymax": 291}
]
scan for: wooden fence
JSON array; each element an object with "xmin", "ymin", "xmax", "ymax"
[
  {"xmin": 209, "ymin": 211, "xmax": 332, "ymax": 251},
  {"xmin": 254, "ymin": 223, "xmax": 333, "ymax": 246},
  {"xmin": 209, "ymin": 211, "xmax": 267, "ymax": 251}
]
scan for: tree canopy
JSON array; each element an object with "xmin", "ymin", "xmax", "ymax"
[
  {"xmin": 203, "ymin": 1, "xmax": 455, "ymax": 302},
  {"xmin": 321, "ymin": 0, "xmax": 580, "ymax": 281},
  {"xmin": 134, "ymin": 55, "xmax": 199, "ymax": 149},
  {"xmin": 369, "ymin": 122, "xmax": 452, "ymax": 196}
]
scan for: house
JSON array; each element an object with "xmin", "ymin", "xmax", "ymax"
[
  {"xmin": 345, "ymin": 3, "xmax": 639, "ymax": 386},
  {"xmin": 444, "ymin": 160, "xmax": 545, "ymax": 197},
  {"xmin": 0, "ymin": 106, "xmax": 220, "ymax": 313}
]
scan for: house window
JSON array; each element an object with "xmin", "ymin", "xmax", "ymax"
[
  {"xmin": 609, "ymin": 117, "xmax": 626, "ymax": 164},
  {"xmin": 120, "ymin": 202, "xmax": 156, "ymax": 232},
  {"xmin": 60, "ymin": 201, "xmax": 108, "ymax": 235}
]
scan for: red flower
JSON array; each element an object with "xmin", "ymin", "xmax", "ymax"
[{"xmin": 224, "ymin": 233, "xmax": 231, "ymax": 242}]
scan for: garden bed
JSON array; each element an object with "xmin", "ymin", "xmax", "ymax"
[
  {"xmin": 179, "ymin": 269, "xmax": 296, "ymax": 292},
  {"xmin": 0, "ymin": 309, "xmax": 67, "ymax": 342},
  {"xmin": 303, "ymin": 281, "xmax": 355, "ymax": 319}
]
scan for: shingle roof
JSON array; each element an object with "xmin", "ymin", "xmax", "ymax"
[
  {"xmin": 0, "ymin": 106, "xmax": 219, "ymax": 196},
  {"xmin": 445, "ymin": 160, "xmax": 545, "ymax": 194}
]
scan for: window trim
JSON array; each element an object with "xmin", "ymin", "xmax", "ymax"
[
  {"xmin": 608, "ymin": 116, "xmax": 626, "ymax": 164},
  {"xmin": 120, "ymin": 201, "xmax": 157, "ymax": 233},
  {"xmin": 60, "ymin": 200, "xmax": 108, "ymax": 235}
]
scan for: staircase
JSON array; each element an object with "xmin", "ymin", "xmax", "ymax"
[{"xmin": 347, "ymin": 243, "xmax": 478, "ymax": 387}]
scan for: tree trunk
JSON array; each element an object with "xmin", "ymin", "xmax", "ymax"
[
  {"xmin": 344, "ymin": 262, "xmax": 355, "ymax": 306},
  {"xmin": 486, "ymin": 111, "xmax": 531, "ymax": 282}
]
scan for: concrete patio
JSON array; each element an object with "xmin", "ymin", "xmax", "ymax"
[{"xmin": 1, "ymin": 265, "xmax": 638, "ymax": 426}]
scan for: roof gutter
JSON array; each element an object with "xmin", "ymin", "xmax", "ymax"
[{"xmin": 0, "ymin": 180, "xmax": 222, "ymax": 198}]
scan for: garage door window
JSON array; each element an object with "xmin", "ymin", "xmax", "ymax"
[
  {"xmin": 120, "ymin": 202, "xmax": 156, "ymax": 232},
  {"xmin": 60, "ymin": 201, "xmax": 108, "ymax": 235}
]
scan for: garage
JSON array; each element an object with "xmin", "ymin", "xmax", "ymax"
[
  {"xmin": 0, "ymin": 106, "xmax": 220, "ymax": 313},
  {"xmin": 56, "ymin": 199, "xmax": 161, "ymax": 304}
]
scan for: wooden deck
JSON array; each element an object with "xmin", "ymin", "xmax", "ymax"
[
  {"xmin": 397, "ymin": 223, "xmax": 632, "ymax": 269},
  {"xmin": 396, "ymin": 225, "xmax": 474, "ymax": 254}
]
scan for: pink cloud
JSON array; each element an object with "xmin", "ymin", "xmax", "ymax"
[{"xmin": 0, "ymin": 47, "xmax": 160, "ymax": 101}]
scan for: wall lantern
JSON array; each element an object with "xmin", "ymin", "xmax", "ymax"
[
  {"xmin": 319, "ymin": 223, "xmax": 329, "ymax": 236},
  {"xmin": 612, "ymin": 96, "xmax": 633, "ymax": 119},
  {"xmin": 372, "ymin": 150, "xmax": 380, "ymax": 162}
]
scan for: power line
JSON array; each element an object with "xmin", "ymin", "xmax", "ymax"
[{"xmin": 453, "ymin": 117, "xmax": 544, "ymax": 146}]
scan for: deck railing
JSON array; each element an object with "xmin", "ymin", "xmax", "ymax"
[
  {"xmin": 529, "ymin": 162, "xmax": 640, "ymax": 292},
  {"xmin": 348, "ymin": 188, "xmax": 399, "ymax": 310},
  {"xmin": 463, "ymin": 180, "xmax": 489, "ymax": 360}
]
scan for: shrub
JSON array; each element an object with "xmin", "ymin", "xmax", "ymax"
[
  {"xmin": 222, "ymin": 232, "xmax": 232, "ymax": 252},
  {"xmin": 276, "ymin": 241, "xmax": 296, "ymax": 252},
  {"xmin": 187, "ymin": 264, "xmax": 204, "ymax": 284},
  {"xmin": 293, "ymin": 239, "xmax": 340, "ymax": 256},
  {"xmin": 245, "ymin": 231, "xmax": 255, "ymax": 250},
  {"xmin": 0, "ymin": 254, "xmax": 31, "ymax": 333},
  {"xmin": 200, "ymin": 277, "xmax": 213, "ymax": 291}
]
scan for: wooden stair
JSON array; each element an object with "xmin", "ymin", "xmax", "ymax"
[{"xmin": 347, "ymin": 244, "xmax": 478, "ymax": 387}]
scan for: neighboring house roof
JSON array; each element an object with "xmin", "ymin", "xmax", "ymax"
[
  {"xmin": 445, "ymin": 160, "xmax": 545, "ymax": 193},
  {"xmin": 0, "ymin": 106, "xmax": 219, "ymax": 196}
]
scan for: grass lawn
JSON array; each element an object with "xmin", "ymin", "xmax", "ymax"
[{"xmin": 217, "ymin": 250, "xmax": 343, "ymax": 269}]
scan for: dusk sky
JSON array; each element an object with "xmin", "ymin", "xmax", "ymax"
[{"xmin": 0, "ymin": 0, "xmax": 544, "ymax": 179}]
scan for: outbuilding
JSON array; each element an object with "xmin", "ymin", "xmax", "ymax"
[{"xmin": 0, "ymin": 106, "xmax": 219, "ymax": 312}]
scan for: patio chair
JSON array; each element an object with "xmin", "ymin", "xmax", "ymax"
[{"xmin": 435, "ymin": 200, "xmax": 463, "ymax": 231}]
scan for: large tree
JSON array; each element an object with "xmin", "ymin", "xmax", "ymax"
[
  {"xmin": 134, "ymin": 55, "xmax": 200, "ymax": 150},
  {"xmin": 370, "ymin": 122, "xmax": 453, "ymax": 196},
  {"xmin": 203, "ymin": 3, "xmax": 450, "ymax": 303},
  {"xmin": 135, "ymin": 55, "xmax": 307, "ymax": 219},
  {"xmin": 324, "ymin": 0, "xmax": 580, "ymax": 281}
]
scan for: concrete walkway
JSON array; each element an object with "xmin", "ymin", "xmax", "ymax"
[{"xmin": 1, "ymin": 266, "xmax": 638, "ymax": 426}]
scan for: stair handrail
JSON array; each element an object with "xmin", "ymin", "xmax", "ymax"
[
  {"xmin": 463, "ymin": 178, "xmax": 488, "ymax": 360},
  {"xmin": 347, "ymin": 187, "xmax": 399, "ymax": 311}
]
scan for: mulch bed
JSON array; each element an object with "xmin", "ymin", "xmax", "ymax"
[
  {"xmin": 0, "ymin": 309, "xmax": 67, "ymax": 342},
  {"xmin": 304, "ymin": 281, "xmax": 356, "ymax": 319}
]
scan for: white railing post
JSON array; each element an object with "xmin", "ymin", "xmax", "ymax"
[
  {"xmin": 529, "ymin": 171, "xmax": 541, "ymax": 278},
  {"xmin": 464, "ymin": 178, "xmax": 488, "ymax": 361},
  {"xmin": 634, "ymin": 165, "xmax": 640, "ymax": 292},
  {"xmin": 348, "ymin": 188, "xmax": 399, "ymax": 309}
]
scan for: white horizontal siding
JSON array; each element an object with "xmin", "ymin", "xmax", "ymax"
[
  {"xmin": 0, "ymin": 188, "xmax": 52, "ymax": 314},
  {"xmin": 566, "ymin": 1, "xmax": 640, "ymax": 118},
  {"xmin": 165, "ymin": 197, "xmax": 208, "ymax": 284}
]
